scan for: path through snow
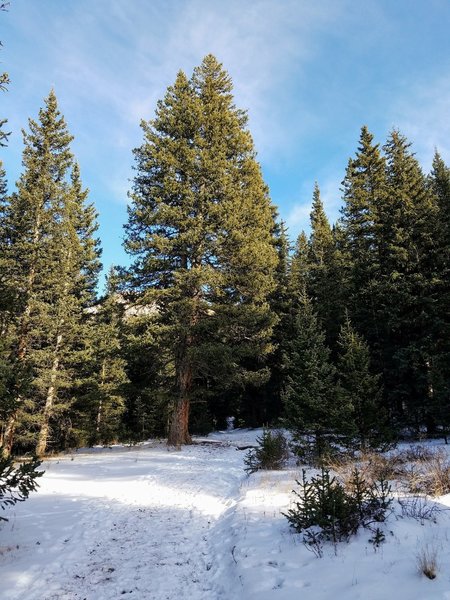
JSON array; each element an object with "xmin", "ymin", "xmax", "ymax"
[{"xmin": 0, "ymin": 434, "xmax": 251, "ymax": 600}]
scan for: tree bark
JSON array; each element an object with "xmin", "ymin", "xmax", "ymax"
[
  {"xmin": 167, "ymin": 255, "xmax": 200, "ymax": 447},
  {"xmin": 36, "ymin": 331, "xmax": 62, "ymax": 457},
  {"xmin": 167, "ymin": 353, "xmax": 193, "ymax": 448},
  {"xmin": 95, "ymin": 360, "xmax": 106, "ymax": 443},
  {"xmin": 0, "ymin": 414, "xmax": 17, "ymax": 458}
]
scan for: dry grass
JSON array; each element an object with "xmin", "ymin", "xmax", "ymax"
[
  {"xmin": 327, "ymin": 451, "xmax": 405, "ymax": 490},
  {"xmin": 417, "ymin": 544, "xmax": 438, "ymax": 579},
  {"xmin": 404, "ymin": 450, "xmax": 450, "ymax": 496},
  {"xmin": 328, "ymin": 446, "xmax": 450, "ymax": 498}
]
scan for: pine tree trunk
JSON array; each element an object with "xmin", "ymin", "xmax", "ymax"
[
  {"xmin": 167, "ymin": 259, "xmax": 199, "ymax": 447},
  {"xmin": 167, "ymin": 351, "xmax": 193, "ymax": 448},
  {"xmin": 95, "ymin": 361, "xmax": 106, "ymax": 442},
  {"xmin": 0, "ymin": 414, "xmax": 17, "ymax": 458},
  {"xmin": 36, "ymin": 238, "xmax": 74, "ymax": 457},
  {"xmin": 36, "ymin": 332, "xmax": 62, "ymax": 457}
]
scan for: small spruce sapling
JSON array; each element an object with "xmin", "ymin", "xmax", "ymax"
[
  {"xmin": 284, "ymin": 467, "xmax": 392, "ymax": 549},
  {"xmin": 244, "ymin": 429, "xmax": 288, "ymax": 474}
]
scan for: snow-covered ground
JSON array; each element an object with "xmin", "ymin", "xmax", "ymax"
[{"xmin": 2, "ymin": 429, "xmax": 450, "ymax": 599}]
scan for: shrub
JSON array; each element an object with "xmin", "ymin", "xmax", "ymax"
[
  {"xmin": 284, "ymin": 467, "xmax": 392, "ymax": 549},
  {"xmin": 328, "ymin": 450, "xmax": 408, "ymax": 493},
  {"xmin": 244, "ymin": 429, "xmax": 288, "ymax": 474},
  {"xmin": 397, "ymin": 445, "xmax": 435, "ymax": 463},
  {"xmin": 368, "ymin": 527, "xmax": 385, "ymax": 549},
  {"xmin": 398, "ymin": 495, "xmax": 441, "ymax": 524},
  {"xmin": 0, "ymin": 457, "xmax": 43, "ymax": 521}
]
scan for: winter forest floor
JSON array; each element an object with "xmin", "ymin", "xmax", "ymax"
[{"xmin": 2, "ymin": 430, "xmax": 450, "ymax": 599}]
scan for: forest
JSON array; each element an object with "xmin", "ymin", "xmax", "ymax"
[{"xmin": 0, "ymin": 53, "xmax": 449, "ymax": 461}]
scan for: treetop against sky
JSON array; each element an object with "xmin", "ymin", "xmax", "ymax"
[{"xmin": 2, "ymin": 0, "xmax": 449, "ymax": 288}]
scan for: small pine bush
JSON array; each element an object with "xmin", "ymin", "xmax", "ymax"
[
  {"xmin": 244, "ymin": 429, "xmax": 288, "ymax": 474},
  {"xmin": 284, "ymin": 467, "xmax": 392, "ymax": 548},
  {"xmin": 0, "ymin": 457, "xmax": 43, "ymax": 521}
]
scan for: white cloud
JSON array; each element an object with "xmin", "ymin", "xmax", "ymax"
[{"xmin": 391, "ymin": 74, "xmax": 450, "ymax": 170}]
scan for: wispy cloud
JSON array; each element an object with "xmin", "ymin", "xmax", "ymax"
[
  {"xmin": 3, "ymin": 0, "xmax": 449, "ymax": 226},
  {"xmin": 391, "ymin": 74, "xmax": 450, "ymax": 169},
  {"xmin": 5, "ymin": 0, "xmax": 347, "ymax": 165}
]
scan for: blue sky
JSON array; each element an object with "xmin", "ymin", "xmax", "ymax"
[{"xmin": 2, "ymin": 0, "xmax": 450, "ymax": 289}]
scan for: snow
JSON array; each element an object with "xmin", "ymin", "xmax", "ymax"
[{"xmin": 2, "ymin": 430, "xmax": 450, "ymax": 599}]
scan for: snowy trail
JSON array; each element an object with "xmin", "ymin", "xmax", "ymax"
[
  {"xmin": 5, "ymin": 432, "xmax": 450, "ymax": 600},
  {"xmin": 0, "ymin": 439, "xmax": 248, "ymax": 600}
]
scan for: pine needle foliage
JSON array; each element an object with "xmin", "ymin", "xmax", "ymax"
[
  {"xmin": 282, "ymin": 294, "xmax": 352, "ymax": 461},
  {"xmin": 244, "ymin": 429, "xmax": 288, "ymax": 474},
  {"xmin": 336, "ymin": 314, "xmax": 389, "ymax": 450},
  {"xmin": 0, "ymin": 457, "xmax": 43, "ymax": 521}
]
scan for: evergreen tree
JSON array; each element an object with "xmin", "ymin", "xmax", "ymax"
[
  {"xmin": 309, "ymin": 183, "xmax": 334, "ymax": 269},
  {"xmin": 262, "ymin": 221, "xmax": 291, "ymax": 424},
  {"xmin": 121, "ymin": 300, "xmax": 169, "ymax": 441},
  {"xmin": 124, "ymin": 56, "xmax": 278, "ymax": 446},
  {"xmin": 290, "ymin": 230, "xmax": 309, "ymax": 299},
  {"xmin": 0, "ymin": 163, "xmax": 18, "ymax": 427},
  {"xmin": 427, "ymin": 152, "xmax": 450, "ymax": 436},
  {"xmin": 341, "ymin": 127, "xmax": 439, "ymax": 429},
  {"xmin": 0, "ymin": 162, "xmax": 11, "ymax": 315},
  {"xmin": 73, "ymin": 269, "xmax": 128, "ymax": 446},
  {"xmin": 0, "ymin": 91, "xmax": 101, "ymax": 456},
  {"xmin": 35, "ymin": 160, "xmax": 101, "ymax": 456},
  {"xmin": 380, "ymin": 130, "xmax": 438, "ymax": 427},
  {"xmin": 339, "ymin": 126, "xmax": 388, "ymax": 355},
  {"xmin": 282, "ymin": 294, "xmax": 349, "ymax": 459},
  {"xmin": 308, "ymin": 183, "xmax": 343, "ymax": 349},
  {"xmin": 336, "ymin": 314, "xmax": 387, "ymax": 449}
]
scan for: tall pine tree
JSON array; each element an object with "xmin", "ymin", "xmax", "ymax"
[
  {"xmin": 380, "ymin": 130, "xmax": 438, "ymax": 427},
  {"xmin": 341, "ymin": 126, "xmax": 439, "ymax": 429},
  {"xmin": 0, "ymin": 92, "xmax": 101, "ymax": 456},
  {"xmin": 124, "ymin": 56, "xmax": 278, "ymax": 446},
  {"xmin": 307, "ymin": 183, "xmax": 343, "ymax": 350},
  {"xmin": 426, "ymin": 152, "xmax": 450, "ymax": 435},
  {"xmin": 339, "ymin": 126, "xmax": 388, "ymax": 354},
  {"xmin": 289, "ymin": 230, "xmax": 309, "ymax": 299}
]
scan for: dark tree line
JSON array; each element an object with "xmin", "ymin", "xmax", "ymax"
[
  {"xmin": 0, "ymin": 55, "xmax": 449, "ymax": 457},
  {"xmin": 282, "ymin": 127, "xmax": 449, "ymax": 456}
]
